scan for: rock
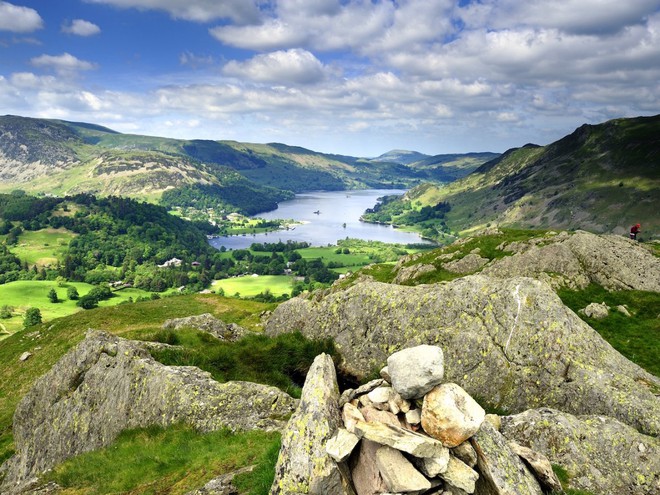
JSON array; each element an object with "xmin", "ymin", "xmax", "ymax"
[
  {"xmin": 507, "ymin": 442, "xmax": 562, "ymax": 494},
  {"xmin": 342, "ymin": 403, "xmax": 366, "ymax": 433},
  {"xmin": 500, "ymin": 408, "xmax": 660, "ymax": 495},
  {"xmin": 482, "ymin": 230, "xmax": 660, "ymax": 292},
  {"xmin": 379, "ymin": 366, "xmax": 391, "ymax": 382},
  {"xmin": 451, "ymin": 442, "xmax": 477, "ymax": 468},
  {"xmin": 616, "ymin": 305, "xmax": 631, "ymax": 317},
  {"xmin": 326, "ymin": 428, "xmax": 361, "ymax": 462},
  {"xmin": 421, "ymin": 383, "xmax": 485, "ymax": 448},
  {"xmin": 340, "ymin": 379, "xmax": 386, "ymax": 406},
  {"xmin": 266, "ymin": 275, "xmax": 660, "ymax": 436},
  {"xmin": 18, "ymin": 352, "xmax": 32, "ymax": 362},
  {"xmin": 367, "ymin": 386, "xmax": 395, "ymax": 404},
  {"xmin": 393, "ymin": 263, "xmax": 436, "ymax": 285},
  {"xmin": 387, "ymin": 345, "xmax": 445, "ymax": 399},
  {"xmin": 443, "ymin": 254, "xmax": 489, "ymax": 275},
  {"xmin": 361, "ymin": 405, "xmax": 400, "ymax": 427},
  {"xmin": 583, "ymin": 302, "xmax": 609, "ymax": 319},
  {"xmin": 376, "ymin": 445, "xmax": 432, "ymax": 493},
  {"xmin": 162, "ymin": 313, "xmax": 250, "ymax": 341},
  {"xmin": 270, "ymin": 353, "xmax": 353, "ymax": 495},
  {"xmin": 353, "ymin": 420, "xmax": 447, "ymax": 458},
  {"xmin": 1, "ymin": 330, "xmax": 297, "ymax": 493},
  {"xmin": 185, "ymin": 465, "xmax": 255, "ymax": 495},
  {"xmin": 406, "ymin": 408, "xmax": 422, "ymax": 425},
  {"xmin": 412, "ymin": 448, "xmax": 451, "ymax": 477},
  {"xmin": 350, "ymin": 440, "xmax": 389, "ymax": 495},
  {"xmin": 440, "ymin": 456, "xmax": 479, "ymax": 494},
  {"xmin": 484, "ymin": 414, "xmax": 501, "ymax": 431},
  {"xmin": 470, "ymin": 420, "xmax": 542, "ymax": 495}
]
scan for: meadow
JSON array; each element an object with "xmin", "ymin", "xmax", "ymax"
[
  {"xmin": 212, "ymin": 275, "xmax": 295, "ymax": 297},
  {"xmin": 1, "ymin": 228, "xmax": 75, "ymax": 266}
]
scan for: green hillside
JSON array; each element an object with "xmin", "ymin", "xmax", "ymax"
[{"xmin": 362, "ymin": 115, "xmax": 660, "ymax": 240}]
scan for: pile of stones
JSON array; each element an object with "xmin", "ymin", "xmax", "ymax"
[{"xmin": 322, "ymin": 345, "xmax": 560, "ymax": 495}]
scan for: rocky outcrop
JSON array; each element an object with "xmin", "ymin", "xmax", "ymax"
[
  {"xmin": 162, "ymin": 313, "xmax": 251, "ymax": 341},
  {"xmin": 266, "ymin": 275, "xmax": 660, "ymax": 436},
  {"xmin": 482, "ymin": 230, "xmax": 660, "ymax": 291},
  {"xmin": 501, "ymin": 408, "xmax": 660, "ymax": 495},
  {"xmin": 1, "ymin": 330, "xmax": 297, "ymax": 493}
]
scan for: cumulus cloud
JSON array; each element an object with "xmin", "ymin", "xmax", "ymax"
[
  {"xmin": 223, "ymin": 49, "xmax": 327, "ymax": 84},
  {"xmin": 31, "ymin": 53, "xmax": 98, "ymax": 74},
  {"xmin": 0, "ymin": 1, "xmax": 43, "ymax": 33},
  {"xmin": 62, "ymin": 19, "xmax": 101, "ymax": 36},
  {"xmin": 84, "ymin": 0, "xmax": 262, "ymax": 24}
]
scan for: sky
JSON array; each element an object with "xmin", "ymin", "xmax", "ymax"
[{"xmin": 1, "ymin": 0, "xmax": 659, "ymax": 157}]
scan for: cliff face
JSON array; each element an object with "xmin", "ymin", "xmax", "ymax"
[
  {"xmin": 0, "ymin": 330, "xmax": 297, "ymax": 493},
  {"xmin": 266, "ymin": 275, "xmax": 660, "ymax": 437}
]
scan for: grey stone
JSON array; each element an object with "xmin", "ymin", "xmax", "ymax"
[
  {"xmin": 367, "ymin": 386, "xmax": 395, "ymax": 404},
  {"xmin": 451, "ymin": 442, "xmax": 477, "ymax": 468},
  {"xmin": 583, "ymin": 302, "xmax": 609, "ymax": 319},
  {"xmin": 342, "ymin": 402, "xmax": 365, "ymax": 433},
  {"xmin": 353, "ymin": 420, "xmax": 447, "ymax": 458},
  {"xmin": 350, "ymin": 439, "xmax": 388, "ymax": 495},
  {"xmin": 387, "ymin": 345, "xmax": 445, "ymax": 399},
  {"xmin": 376, "ymin": 445, "xmax": 432, "ymax": 493},
  {"xmin": 421, "ymin": 383, "xmax": 485, "ymax": 448},
  {"xmin": 470, "ymin": 420, "xmax": 542, "ymax": 495},
  {"xmin": 326, "ymin": 428, "xmax": 360, "ymax": 462},
  {"xmin": 443, "ymin": 254, "xmax": 489, "ymax": 275},
  {"xmin": 270, "ymin": 353, "xmax": 353, "ymax": 495},
  {"xmin": 162, "ymin": 313, "xmax": 251, "ymax": 341},
  {"xmin": 185, "ymin": 466, "xmax": 254, "ymax": 495},
  {"xmin": 406, "ymin": 408, "xmax": 422, "ymax": 425},
  {"xmin": 361, "ymin": 405, "xmax": 400, "ymax": 427},
  {"xmin": 507, "ymin": 442, "xmax": 562, "ymax": 493},
  {"xmin": 266, "ymin": 275, "xmax": 660, "ymax": 436},
  {"xmin": 616, "ymin": 305, "xmax": 631, "ymax": 317},
  {"xmin": 501, "ymin": 408, "xmax": 660, "ymax": 495},
  {"xmin": 439, "ymin": 456, "xmax": 479, "ymax": 494},
  {"xmin": 18, "ymin": 352, "xmax": 32, "ymax": 362},
  {"xmin": 2, "ymin": 330, "xmax": 297, "ymax": 493},
  {"xmin": 412, "ymin": 448, "xmax": 451, "ymax": 478}
]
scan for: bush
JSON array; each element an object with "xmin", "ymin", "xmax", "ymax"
[
  {"xmin": 23, "ymin": 307, "xmax": 42, "ymax": 328},
  {"xmin": 0, "ymin": 305, "xmax": 13, "ymax": 319},
  {"xmin": 67, "ymin": 286, "xmax": 79, "ymax": 300},
  {"xmin": 47, "ymin": 288, "xmax": 59, "ymax": 303}
]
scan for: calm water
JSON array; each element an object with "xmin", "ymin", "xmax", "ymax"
[{"xmin": 209, "ymin": 189, "xmax": 432, "ymax": 250}]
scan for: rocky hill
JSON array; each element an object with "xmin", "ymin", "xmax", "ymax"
[
  {"xmin": 363, "ymin": 115, "xmax": 660, "ymax": 240},
  {"xmin": 0, "ymin": 116, "xmax": 496, "ymax": 214}
]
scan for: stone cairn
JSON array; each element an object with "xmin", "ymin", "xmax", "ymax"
[{"xmin": 321, "ymin": 345, "xmax": 560, "ymax": 495}]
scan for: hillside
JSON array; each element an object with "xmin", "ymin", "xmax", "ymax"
[
  {"xmin": 362, "ymin": 115, "xmax": 660, "ymax": 240},
  {"xmin": 0, "ymin": 116, "xmax": 497, "ymax": 215}
]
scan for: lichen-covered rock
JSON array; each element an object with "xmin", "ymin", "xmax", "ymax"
[
  {"xmin": 387, "ymin": 345, "xmax": 445, "ymax": 399},
  {"xmin": 507, "ymin": 442, "xmax": 562, "ymax": 493},
  {"xmin": 266, "ymin": 275, "xmax": 660, "ymax": 435},
  {"xmin": 500, "ymin": 408, "xmax": 660, "ymax": 495},
  {"xmin": 266, "ymin": 276, "xmax": 660, "ymax": 436},
  {"xmin": 583, "ymin": 302, "xmax": 609, "ymax": 319},
  {"xmin": 1, "ymin": 330, "xmax": 297, "ymax": 493},
  {"xmin": 470, "ymin": 420, "xmax": 542, "ymax": 495},
  {"xmin": 421, "ymin": 383, "xmax": 485, "ymax": 448},
  {"xmin": 162, "ymin": 313, "xmax": 251, "ymax": 341},
  {"xmin": 443, "ymin": 254, "xmax": 489, "ymax": 275},
  {"xmin": 393, "ymin": 263, "xmax": 436, "ymax": 284},
  {"xmin": 270, "ymin": 353, "xmax": 354, "ymax": 495},
  {"xmin": 482, "ymin": 230, "xmax": 660, "ymax": 291}
]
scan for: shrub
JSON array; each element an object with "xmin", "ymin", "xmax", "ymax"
[{"xmin": 23, "ymin": 307, "xmax": 42, "ymax": 328}]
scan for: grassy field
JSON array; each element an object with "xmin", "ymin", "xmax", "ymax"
[
  {"xmin": 212, "ymin": 275, "xmax": 295, "ymax": 297},
  {"xmin": 2, "ymin": 228, "xmax": 75, "ymax": 266},
  {"xmin": 0, "ymin": 281, "xmax": 170, "ymax": 338}
]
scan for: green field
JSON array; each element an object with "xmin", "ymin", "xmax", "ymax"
[
  {"xmin": 0, "ymin": 281, "xmax": 165, "ymax": 338},
  {"xmin": 212, "ymin": 275, "xmax": 295, "ymax": 297},
  {"xmin": 3, "ymin": 228, "xmax": 75, "ymax": 266}
]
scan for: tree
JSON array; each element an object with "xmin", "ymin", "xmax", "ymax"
[
  {"xmin": 0, "ymin": 305, "xmax": 13, "ymax": 319},
  {"xmin": 47, "ymin": 288, "xmax": 59, "ymax": 303},
  {"xmin": 67, "ymin": 286, "xmax": 79, "ymax": 300},
  {"xmin": 23, "ymin": 307, "xmax": 42, "ymax": 328}
]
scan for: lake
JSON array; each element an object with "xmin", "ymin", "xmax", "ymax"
[{"xmin": 209, "ymin": 189, "xmax": 433, "ymax": 250}]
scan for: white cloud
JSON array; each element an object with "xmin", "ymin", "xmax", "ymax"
[
  {"xmin": 31, "ymin": 53, "xmax": 98, "ymax": 74},
  {"xmin": 84, "ymin": 0, "xmax": 262, "ymax": 24},
  {"xmin": 179, "ymin": 51, "xmax": 214, "ymax": 68},
  {"xmin": 62, "ymin": 19, "xmax": 101, "ymax": 36},
  {"xmin": 0, "ymin": 1, "xmax": 43, "ymax": 33},
  {"xmin": 223, "ymin": 49, "xmax": 327, "ymax": 84}
]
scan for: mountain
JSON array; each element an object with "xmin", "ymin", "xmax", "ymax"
[
  {"xmin": 363, "ymin": 115, "xmax": 660, "ymax": 240},
  {"xmin": 0, "ymin": 116, "xmax": 497, "ymax": 216},
  {"xmin": 371, "ymin": 149, "xmax": 431, "ymax": 164}
]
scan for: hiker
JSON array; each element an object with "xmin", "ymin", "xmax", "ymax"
[{"xmin": 630, "ymin": 223, "xmax": 641, "ymax": 240}]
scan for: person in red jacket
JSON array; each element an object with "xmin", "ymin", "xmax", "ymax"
[{"xmin": 630, "ymin": 223, "xmax": 641, "ymax": 240}]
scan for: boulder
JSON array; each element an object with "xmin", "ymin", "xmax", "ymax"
[
  {"xmin": 470, "ymin": 420, "xmax": 542, "ymax": 495},
  {"xmin": 1, "ymin": 330, "xmax": 297, "ymax": 493},
  {"xmin": 583, "ymin": 302, "xmax": 609, "ymax": 319},
  {"xmin": 350, "ymin": 440, "xmax": 389, "ymax": 495},
  {"xmin": 266, "ymin": 275, "xmax": 660, "ymax": 436},
  {"xmin": 162, "ymin": 313, "xmax": 250, "ymax": 341},
  {"xmin": 270, "ymin": 353, "xmax": 353, "ymax": 495},
  {"xmin": 421, "ymin": 383, "xmax": 485, "ymax": 448},
  {"xmin": 185, "ymin": 465, "xmax": 255, "ymax": 495},
  {"xmin": 500, "ymin": 408, "xmax": 660, "ymax": 495},
  {"xmin": 387, "ymin": 345, "xmax": 445, "ymax": 399},
  {"xmin": 353, "ymin": 420, "xmax": 447, "ymax": 458},
  {"xmin": 443, "ymin": 254, "xmax": 489, "ymax": 275},
  {"xmin": 440, "ymin": 456, "xmax": 479, "ymax": 494},
  {"xmin": 376, "ymin": 446, "xmax": 432, "ymax": 493},
  {"xmin": 507, "ymin": 442, "xmax": 562, "ymax": 493}
]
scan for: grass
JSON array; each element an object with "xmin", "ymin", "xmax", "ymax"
[
  {"xmin": 149, "ymin": 329, "xmax": 337, "ymax": 399},
  {"xmin": 212, "ymin": 275, "xmax": 295, "ymax": 297},
  {"xmin": 0, "ymin": 293, "xmax": 271, "ymax": 464},
  {"xmin": 4, "ymin": 228, "xmax": 76, "ymax": 266},
  {"xmin": 557, "ymin": 284, "xmax": 660, "ymax": 376},
  {"xmin": 552, "ymin": 464, "xmax": 597, "ymax": 495},
  {"xmin": 0, "ymin": 281, "xmax": 170, "ymax": 338},
  {"xmin": 44, "ymin": 423, "xmax": 281, "ymax": 495}
]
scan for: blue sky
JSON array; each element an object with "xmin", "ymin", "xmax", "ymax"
[{"xmin": 1, "ymin": 0, "xmax": 659, "ymax": 156}]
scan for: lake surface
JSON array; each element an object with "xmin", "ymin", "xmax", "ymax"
[{"xmin": 209, "ymin": 189, "xmax": 433, "ymax": 250}]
